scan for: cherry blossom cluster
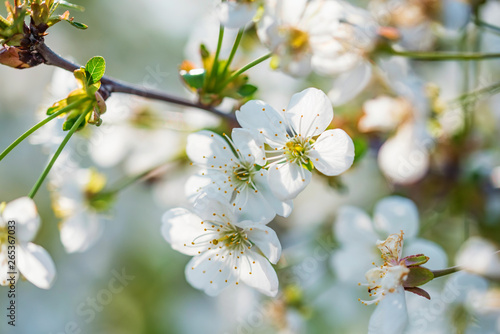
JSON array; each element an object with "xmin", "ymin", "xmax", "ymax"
[{"xmin": 162, "ymin": 87, "xmax": 355, "ymax": 296}]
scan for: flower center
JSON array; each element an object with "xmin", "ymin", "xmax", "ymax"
[
  {"xmin": 287, "ymin": 27, "xmax": 310, "ymax": 54},
  {"xmin": 284, "ymin": 137, "xmax": 313, "ymax": 165},
  {"xmin": 214, "ymin": 223, "xmax": 250, "ymax": 251}
]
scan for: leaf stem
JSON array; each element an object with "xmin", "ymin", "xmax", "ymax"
[
  {"xmin": 220, "ymin": 28, "xmax": 244, "ymax": 79},
  {"xmin": 28, "ymin": 108, "xmax": 90, "ymax": 199},
  {"xmin": 389, "ymin": 49, "xmax": 500, "ymax": 61},
  {"xmin": 0, "ymin": 98, "xmax": 87, "ymax": 162},
  {"xmin": 219, "ymin": 52, "xmax": 272, "ymax": 90},
  {"xmin": 209, "ymin": 25, "xmax": 225, "ymax": 89},
  {"xmin": 431, "ymin": 266, "xmax": 461, "ymax": 279},
  {"xmin": 105, "ymin": 160, "xmax": 172, "ymax": 194}
]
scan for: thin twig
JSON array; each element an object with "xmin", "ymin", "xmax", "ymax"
[{"xmin": 36, "ymin": 43, "xmax": 235, "ymax": 121}]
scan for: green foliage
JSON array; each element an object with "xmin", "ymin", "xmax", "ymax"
[
  {"xmin": 85, "ymin": 56, "xmax": 106, "ymax": 85},
  {"xmin": 46, "ymin": 56, "xmax": 107, "ymax": 131}
]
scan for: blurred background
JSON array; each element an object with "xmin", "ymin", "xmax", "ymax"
[{"xmin": 0, "ymin": 0, "xmax": 500, "ymax": 333}]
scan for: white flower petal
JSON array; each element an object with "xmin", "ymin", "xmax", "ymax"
[
  {"xmin": 217, "ymin": 1, "xmax": 257, "ymax": 29},
  {"xmin": 161, "ymin": 208, "xmax": 208, "ymax": 256},
  {"xmin": 309, "ymin": 129, "xmax": 355, "ymax": 176},
  {"xmin": 185, "ymin": 171, "xmax": 233, "ymax": 204},
  {"xmin": 185, "ymin": 250, "xmax": 236, "ymax": 296},
  {"xmin": 239, "ymin": 249, "xmax": 279, "ymax": 297},
  {"xmin": 334, "ymin": 206, "xmax": 378, "ymax": 245},
  {"xmin": 2, "ymin": 197, "xmax": 40, "ymax": 242},
  {"xmin": 286, "ymin": 88, "xmax": 333, "ymax": 137},
  {"xmin": 268, "ymin": 162, "xmax": 312, "ymax": 200},
  {"xmin": 368, "ymin": 287, "xmax": 409, "ymax": 334},
  {"xmin": 328, "ymin": 61, "xmax": 372, "ymax": 106},
  {"xmin": 253, "ymin": 170, "xmax": 293, "ymax": 218},
  {"xmin": 236, "ymin": 100, "xmax": 288, "ymax": 147},
  {"xmin": 192, "ymin": 194, "xmax": 237, "ymax": 222},
  {"xmin": 60, "ymin": 211, "xmax": 104, "ymax": 253},
  {"xmin": 241, "ymin": 223, "xmax": 282, "ymax": 264},
  {"xmin": 404, "ymin": 238, "xmax": 448, "ymax": 270},
  {"xmin": 186, "ymin": 130, "xmax": 235, "ymax": 168},
  {"xmin": 17, "ymin": 243, "xmax": 56, "ymax": 289},
  {"xmin": 231, "ymin": 128, "xmax": 266, "ymax": 165},
  {"xmin": 374, "ymin": 196, "xmax": 419, "ymax": 239},
  {"xmin": 232, "ymin": 187, "xmax": 276, "ymax": 223}
]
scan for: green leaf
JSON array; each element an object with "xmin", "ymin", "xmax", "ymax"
[
  {"xmin": 403, "ymin": 266, "xmax": 434, "ymax": 288},
  {"xmin": 66, "ymin": 20, "xmax": 88, "ymax": 29},
  {"xmin": 85, "ymin": 56, "xmax": 106, "ymax": 85},
  {"xmin": 180, "ymin": 68, "xmax": 206, "ymax": 90},
  {"xmin": 402, "ymin": 254, "xmax": 430, "ymax": 267},
  {"xmin": 238, "ymin": 84, "xmax": 258, "ymax": 97},
  {"xmin": 57, "ymin": 1, "xmax": 85, "ymax": 11}
]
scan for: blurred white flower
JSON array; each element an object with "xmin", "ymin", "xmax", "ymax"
[
  {"xmin": 257, "ymin": 0, "xmax": 378, "ymax": 81},
  {"xmin": 331, "ymin": 196, "xmax": 447, "ymax": 283},
  {"xmin": 456, "ymin": 237, "xmax": 500, "ymax": 279},
  {"xmin": 49, "ymin": 169, "xmax": 111, "ymax": 253},
  {"xmin": 217, "ymin": 0, "xmax": 260, "ymax": 29},
  {"xmin": 186, "ymin": 129, "xmax": 292, "ymax": 222},
  {"xmin": 236, "ymin": 87, "xmax": 355, "ymax": 200},
  {"xmin": 162, "ymin": 195, "xmax": 281, "ymax": 296},
  {"xmin": 364, "ymin": 58, "xmax": 432, "ymax": 184},
  {"xmin": 359, "ymin": 95, "xmax": 412, "ymax": 132},
  {"xmin": 0, "ymin": 197, "xmax": 56, "ymax": 289}
]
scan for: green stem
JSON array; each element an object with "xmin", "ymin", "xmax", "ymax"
[
  {"xmin": 219, "ymin": 52, "xmax": 272, "ymax": 90},
  {"xmin": 220, "ymin": 28, "xmax": 244, "ymax": 79},
  {"xmin": 209, "ymin": 24, "xmax": 225, "ymax": 88},
  {"xmin": 105, "ymin": 160, "xmax": 171, "ymax": 194},
  {"xmin": 475, "ymin": 19, "xmax": 500, "ymax": 36},
  {"xmin": 431, "ymin": 266, "xmax": 460, "ymax": 278},
  {"xmin": 0, "ymin": 99, "xmax": 87, "ymax": 162},
  {"xmin": 28, "ymin": 109, "xmax": 90, "ymax": 199},
  {"xmin": 449, "ymin": 80, "xmax": 500, "ymax": 107},
  {"xmin": 389, "ymin": 49, "xmax": 500, "ymax": 61}
]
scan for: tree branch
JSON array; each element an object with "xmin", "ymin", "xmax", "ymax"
[{"xmin": 35, "ymin": 43, "xmax": 235, "ymax": 121}]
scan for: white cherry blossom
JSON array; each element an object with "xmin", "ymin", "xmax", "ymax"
[
  {"xmin": 236, "ymin": 87, "xmax": 355, "ymax": 200},
  {"xmin": 360, "ymin": 232, "xmax": 410, "ymax": 334},
  {"xmin": 257, "ymin": 0, "xmax": 378, "ymax": 79},
  {"xmin": 186, "ymin": 128, "xmax": 292, "ymax": 222},
  {"xmin": 49, "ymin": 168, "xmax": 110, "ymax": 253},
  {"xmin": 331, "ymin": 196, "xmax": 447, "ymax": 283},
  {"xmin": 161, "ymin": 196, "xmax": 281, "ymax": 297},
  {"xmin": 0, "ymin": 197, "xmax": 56, "ymax": 289}
]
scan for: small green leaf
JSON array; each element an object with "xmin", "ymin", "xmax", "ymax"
[
  {"xmin": 85, "ymin": 56, "xmax": 106, "ymax": 85},
  {"xmin": 403, "ymin": 266, "xmax": 434, "ymax": 288},
  {"xmin": 57, "ymin": 1, "xmax": 85, "ymax": 11},
  {"xmin": 180, "ymin": 68, "xmax": 206, "ymax": 90},
  {"xmin": 65, "ymin": 19, "xmax": 88, "ymax": 29},
  {"xmin": 402, "ymin": 254, "xmax": 430, "ymax": 267},
  {"xmin": 238, "ymin": 84, "xmax": 258, "ymax": 97}
]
